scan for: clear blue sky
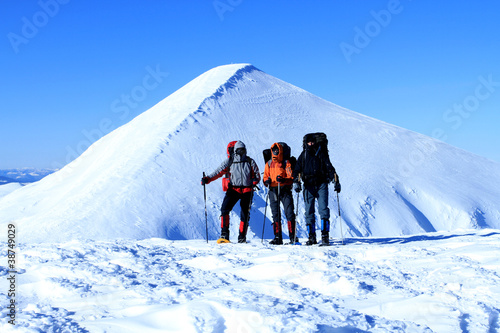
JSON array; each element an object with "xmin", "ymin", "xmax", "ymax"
[{"xmin": 1, "ymin": 0, "xmax": 499, "ymax": 169}]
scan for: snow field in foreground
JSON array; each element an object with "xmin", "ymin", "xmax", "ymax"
[{"xmin": 1, "ymin": 229, "xmax": 500, "ymax": 332}]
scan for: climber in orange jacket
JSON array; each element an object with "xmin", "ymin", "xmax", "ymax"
[{"xmin": 263, "ymin": 142, "xmax": 298, "ymax": 245}]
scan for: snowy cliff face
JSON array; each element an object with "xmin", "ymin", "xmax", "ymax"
[{"xmin": 1, "ymin": 64, "xmax": 500, "ymax": 243}]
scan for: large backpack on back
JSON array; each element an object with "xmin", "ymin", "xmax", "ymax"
[
  {"xmin": 262, "ymin": 142, "xmax": 296, "ymax": 170},
  {"xmin": 222, "ymin": 141, "xmax": 237, "ymax": 191},
  {"xmin": 303, "ymin": 133, "xmax": 330, "ymax": 161},
  {"xmin": 303, "ymin": 132, "xmax": 328, "ymax": 151}
]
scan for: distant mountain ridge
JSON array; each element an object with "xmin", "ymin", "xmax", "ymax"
[
  {"xmin": 0, "ymin": 168, "xmax": 55, "ymax": 184},
  {"xmin": 1, "ymin": 64, "xmax": 499, "ymax": 243}
]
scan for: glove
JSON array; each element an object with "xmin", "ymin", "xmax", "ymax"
[
  {"xmin": 334, "ymin": 181, "xmax": 341, "ymax": 193},
  {"xmin": 201, "ymin": 177, "xmax": 210, "ymax": 186},
  {"xmin": 293, "ymin": 182, "xmax": 302, "ymax": 193},
  {"xmin": 263, "ymin": 178, "xmax": 272, "ymax": 187},
  {"xmin": 276, "ymin": 175, "xmax": 283, "ymax": 183}
]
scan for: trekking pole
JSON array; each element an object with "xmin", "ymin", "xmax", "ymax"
[
  {"xmin": 277, "ymin": 180, "xmax": 281, "ymax": 228},
  {"xmin": 261, "ymin": 189, "xmax": 269, "ymax": 244},
  {"xmin": 336, "ymin": 192, "xmax": 344, "ymax": 246},
  {"xmin": 203, "ymin": 172, "xmax": 208, "ymax": 243},
  {"xmin": 245, "ymin": 186, "xmax": 255, "ymax": 243},
  {"xmin": 294, "ymin": 190, "xmax": 300, "ymax": 244},
  {"xmin": 294, "ymin": 175, "xmax": 301, "ymax": 245}
]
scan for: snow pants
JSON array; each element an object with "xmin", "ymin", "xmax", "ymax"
[
  {"xmin": 303, "ymin": 182, "xmax": 330, "ymax": 226},
  {"xmin": 220, "ymin": 187, "xmax": 253, "ymax": 241},
  {"xmin": 220, "ymin": 187, "xmax": 253, "ymax": 222},
  {"xmin": 269, "ymin": 186, "xmax": 295, "ymax": 224}
]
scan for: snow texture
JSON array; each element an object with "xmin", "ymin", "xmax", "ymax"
[
  {"xmin": 0, "ymin": 183, "xmax": 22, "ymax": 199},
  {"xmin": 1, "ymin": 230, "xmax": 500, "ymax": 332}
]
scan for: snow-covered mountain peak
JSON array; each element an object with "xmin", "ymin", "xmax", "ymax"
[{"xmin": 1, "ymin": 64, "xmax": 500, "ymax": 243}]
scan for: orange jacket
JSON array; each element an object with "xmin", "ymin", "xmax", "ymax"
[{"xmin": 263, "ymin": 142, "xmax": 293, "ymax": 188}]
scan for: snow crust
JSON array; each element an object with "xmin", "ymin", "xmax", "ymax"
[
  {"xmin": 1, "ymin": 63, "xmax": 500, "ymax": 243},
  {"xmin": 2, "ymin": 230, "xmax": 499, "ymax": 332}
]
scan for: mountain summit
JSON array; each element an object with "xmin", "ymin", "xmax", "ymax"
[{"xmin": 2, "ymin": 64, "xmax": 500, "ymax": 243}]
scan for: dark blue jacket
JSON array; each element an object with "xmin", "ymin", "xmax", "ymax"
[{"xmin": 293, "ymin": 144, "xmax": 336, "ymax": 186}]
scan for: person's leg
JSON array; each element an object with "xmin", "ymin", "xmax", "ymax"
[
  {"xmin": 268, "ymin": 188, "xmax": 283, "ymax": 244},
  {"xmin": 282, "ymin": 188, "xmax": 297, "ymax": 242},
  {"xmin": 238, "ymin": 191, "xmax": 253, "ymax": 243},
  {"xmin": 220, "ymin": 189, "xmax": 239, "ymax": 240},
  {"xmin": 318, "ymin": 183, "xmax": 331, "ymax": 244},
  {"xmin": 303, "ymin": 185, "xmax": 318, "ymax": 245}
]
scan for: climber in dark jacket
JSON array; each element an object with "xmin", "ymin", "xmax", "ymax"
[{"xmin": 293, "ymin": 135, "xmax": 340, "ymax": 245}]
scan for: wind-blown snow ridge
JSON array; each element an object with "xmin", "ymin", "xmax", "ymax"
[
  {"xmin": 1, "ymin": 63, "xmax": 500, "ymax": 243},
  {"xmin": 209, "ymin": 64, "xmax": 261, "ymax": 97},
  {"xmin": 169, "ymin": 64, "xmax": 258, "ymax": 142}
]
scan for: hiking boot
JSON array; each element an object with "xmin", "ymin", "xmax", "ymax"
[
  {"xmin": 321, "ymin": 219, "xmax": 330, "ymax": 245},
  {"xmin": 269, "ymin": 236, "xmax": 283, "ymax": 245},
  {"xmin": 269, "ymin": 222, "xmax": 283, "ymax": 245},
  {"xmin": 305, "ymin": 237, "xmax": 317, "ymax": 246},
  {"xmin": 220, "ymin": 215, "xmax": 230, "ymax": 240},
  {"xmin": 238, "ymin": 221, "xmax": 248, "ymax": 243},
  {"xmin": 321, "ymin": 231, "xmax": 330, "ymax": 245},
  {"xmin": 305, "ymin": 232, "xmax": 317, "ymax": 246},
  {"xmin": 305, "ymin": 222, "xmax": 317, "ymax": 246},
  {"xmin": 287, "ymin": 220, "xmax": 299, "ymax": 244}
]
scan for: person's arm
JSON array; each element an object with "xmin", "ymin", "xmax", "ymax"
[
  {"xmin": 284, "ymin": 160, "xmax": 294, "ymax": 182},
  {"xmin": 204, "ymin": 158, "xmax": 231, "ymax": 184},
  {"xmin": 263, "ymin": 161, "xmax": 271, "ymax": 186},
  {"xmin": 322, "ymin": 152, "xmax": 336, "ymax": 182},
  {"xmin": 292, "ymin": 152, "xmax": 303, "ymax": 182},
  {"xmin": 250, "ymin": 158, "xmax": 261, "ymax": 186}
]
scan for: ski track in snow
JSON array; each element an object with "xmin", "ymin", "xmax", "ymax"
[{"xmin": 1, "ymin": 229, "xmax": 500, "ymax": 332}]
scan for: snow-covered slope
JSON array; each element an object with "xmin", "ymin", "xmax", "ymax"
[
  {"xmin": 1, "ymin": 64, "xmax": 500, "ymax": 243},
  {"xmin": 0, "ymin": 183, "xmax": 22, "ymax": 199}
]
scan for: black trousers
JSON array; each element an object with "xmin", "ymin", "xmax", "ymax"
[{"xmin": 220, "ymin": 187, "xmax": 253, "ymax": 223}]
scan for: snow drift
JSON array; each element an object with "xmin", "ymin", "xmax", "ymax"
[{"xmin": 1, "ymin": 63, "xmax": 500, "ymax": 243}]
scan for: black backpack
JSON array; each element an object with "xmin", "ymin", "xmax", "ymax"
[
  {"xmin": 263, "ymin": 142, "xmax": 296, "ymax": 170},
  {"xmin": 301, "ymin": 133, "xmax": 334, "ymax": 181},
  {"xmin": 303, "ymin": 133, "xmax": 331, "ymax": 162},
  {"xmin": 303, "ymin": 132, "xmax": 328, "ymax": 151}
]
